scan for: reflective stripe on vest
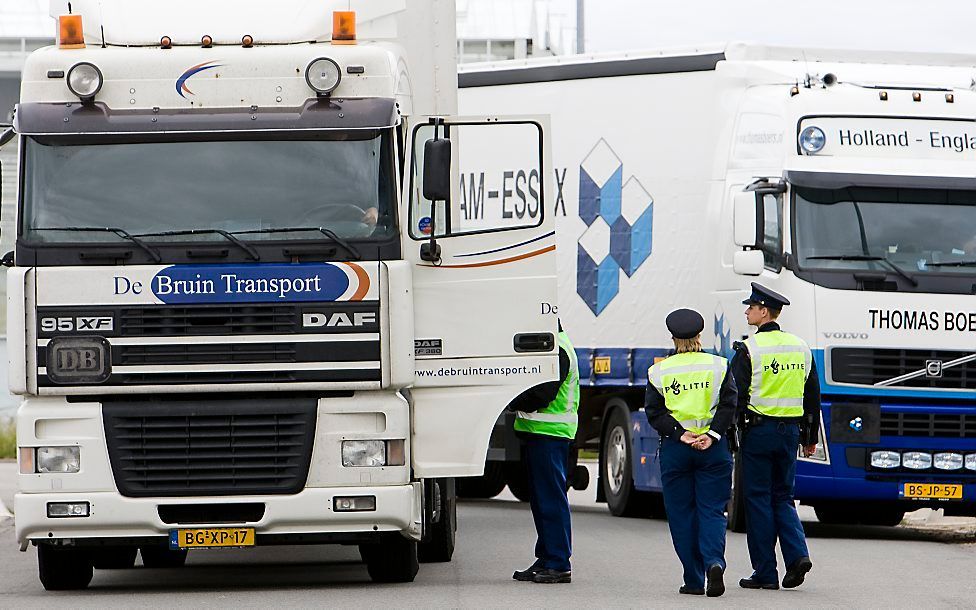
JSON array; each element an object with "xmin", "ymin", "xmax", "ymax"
[
  {"xmin": 513, "ymin": 331, "xmax": 580, "ymax": 439},
  {"xmin": 744, "ymin": 330, "xmax": 811, "ymax": 418},
  {"xmin": 648, "ymin": 352, "xmax": 728, "ymax": 435}
]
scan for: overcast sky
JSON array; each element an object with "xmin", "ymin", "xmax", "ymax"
[{"xmin": 584, "ymin": 1, "xmax": 976, "ymax": 55}]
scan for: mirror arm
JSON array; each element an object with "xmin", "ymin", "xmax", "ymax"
[{"xmin": 420, "ymin": 117, "xmax": 446, "ymax": 263}]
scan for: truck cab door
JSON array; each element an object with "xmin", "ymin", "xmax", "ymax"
[{"xmin": 402, "ymin": 116, "xmax": 557, "ymax": 477}]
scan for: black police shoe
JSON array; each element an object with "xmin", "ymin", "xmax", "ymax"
[
  {"xmin": 512, "ymin": 563, "xmax": 543, "ymax": 581},
  {"xmin": 679, "ymin": 585, "xmax": 705, "ymax": 595},
  {"xmin": 782, "ymin": 556, "xmax": 813, "ymax": 589},
  {"xmin": 532, "ymin": 568, "xmax": 572, "ymax": 584},
  {"xmin": 739, "ymin": 577, "xmax": 779, "ymax": 590},
  {"xmin": 706, "ymin": 564, "xmax": 725, "ymax": 597}
]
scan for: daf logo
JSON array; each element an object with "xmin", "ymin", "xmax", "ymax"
[
  {"xmin": 302, "ymin": 312, "xmax": 377, "ymax": 328},
  {"xmin": 925, "ymin": 360, "xmax": 944, "ymax": 378}
]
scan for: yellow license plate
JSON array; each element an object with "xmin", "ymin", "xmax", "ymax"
[
  {"xmin": 901, "ymin": 483, "xmax": 963, "ymax": 500},
  {"xmin": 170, "ymin": 528, "xmax": 255, "ymax": 549}
]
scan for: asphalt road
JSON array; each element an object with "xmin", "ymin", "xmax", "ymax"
[{"xmin": 1, "ymin": 462, "xmax": 974, "ymax": 607}]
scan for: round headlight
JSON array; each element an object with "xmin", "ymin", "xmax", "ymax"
[
  {"xmin": 798, "ymin": 126, "xmax": 826, "ymax": 154},
  {"xmin": 67, "ymin": 62, "xmax": 103, "ymax": 100},
  {"xmin": 305, "ymin": 57, "xmax": 341, "ymax": 95},
  {"xmin": 934, "ymin": 452, "xmax": 963, "ymax": 470}
]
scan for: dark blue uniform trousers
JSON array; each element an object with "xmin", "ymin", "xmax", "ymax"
[
  {"xmin": 741, "ymin": 420, "xmax": 810, "ymax": 583},
  {"xmin": 523, "ymin": 434, "xmax": 572, "ymax": 572},
  {"xmin": 660, "ymin": 437, "xmax": 732, "ymax": 589}
]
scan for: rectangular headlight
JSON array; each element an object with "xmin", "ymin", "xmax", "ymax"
[
  {"xmin": 47, "ymin": 502, "xmax": 90, "ymax": 518},
  {"xmin": 341, "ymin": 440, "xmax": 386, "ymax": 467},
  {"xmin": 902, "ymin": 451, "xmax": 932, "ymax": 470},
  {"xmin": 934, "ymin": 452, "xmax": 964, "ymax": 471},
  {"xmin": 870, "ymin": 450, "xmax": 900, "ymax": 469},
  {"xmin": 334, "ymin": 496, "xmax": 376, "ymax": 512},
  {"xmin": 966, "ymin": 454, "xmax": 976, "ymax": 471},
  {"xmin": 36, "ymin": 446, "xmax": 81, "ymax": 473}
]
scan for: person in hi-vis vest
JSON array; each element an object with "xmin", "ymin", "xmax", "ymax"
[
  {"xmin": 509, "ymin": 320, "xmax": 579, "ymax": 584},
  {"xmin": 731, "ymin": 283, "xmax": 821, "ymax": 591},
  {"xmin": 645, "ymin": 309, "xmax": 737, "ymax": 597}
]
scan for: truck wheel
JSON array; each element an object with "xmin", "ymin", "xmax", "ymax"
[
  {"xmin": 37, "ymin": 545, "xmax": 93, "ymax": 591},
  {"xmin": 727, "ymin": 452, "xmax": 747, "ymax": 532},
  {"xmin": 92, "ymin": 546, "xmax": 138, "ymax": 569},
  {"xmin": 456, "ymin": 461, "xmax": 507, "ymax": 498},
  {"xmin": 140, "ymin": 546, "xmax": 188, "ymax": 568},
  {"xmin": 361, "ymin": 533, "xmax": 419, "ymax": 583},
  {"xmin": 601, "ymin": 408, "xmax": 652, "ymax": 517},
  {"xmin": 419, "ymin": 479, "xmax": 457, "ymax": 563},
  {"xmin": 503, "ymin": 462, "xmax": 531, "ymax": 502}
]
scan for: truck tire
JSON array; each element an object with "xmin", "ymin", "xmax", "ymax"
[
  {"xmin": 361, "ymin": 533, "xmax": 419, "ymax": 583},
  {"xmin": 727, "ymin": 452, "xmax": 747, "ymax": 532},
  {"xmin": 600, "ymin": 407, "xmax": 653, "ymax": 517},
  {"xmin": 419, "ymin": 479, "xmax": 457, "ymax": 563},
  {"xmin": 92, "ymin": 546, "xmax": 138, "ymax": 569},
  {"xmin": 456, "ymin": 461, "xmax": 507, "ymax": 498},
  {"xmin": 503, "ymin": 462, "xmax": 531, "ymax": 502},
  {"xmin": 140, "ymin": 546, "xmax": 188, "ymax": 568},
  {"xmin": 38, "ymin": 545, "xmax": 94, "ymax": 591}
]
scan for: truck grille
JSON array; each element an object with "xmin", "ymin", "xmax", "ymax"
[
  {"xmin": 880, "ymin": 412, "xmax": 976, "ymax": 438},
  {"xmin": 103, "ymin": 398, "xmax": 317, "ymax": 497},
  {"xmin": 119, "ymin": 305, "xmax": 298, "ymax": 336},
  {"xmin": 830, "ymin": 348, "xmax": 976, "ymax": 389}
]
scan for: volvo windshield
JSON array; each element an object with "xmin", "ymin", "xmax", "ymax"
[
  {"xmin": 20, "ymin": 130, "xmax": 397, "ymax": 252},
  {"xmin": 794, "ymin": 185, "xmax": 976, "ymax": 292}
]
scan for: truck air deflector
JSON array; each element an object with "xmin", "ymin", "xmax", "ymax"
[
  {"xmin": 14, "ymin": 98, "xmax": 398, "ymax": 135},
  {"xmin": 785, "ymin": 169, "xmax": 976, "ymax": 190}
]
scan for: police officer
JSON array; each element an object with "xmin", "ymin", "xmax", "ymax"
[
  {"xmin": 511, "ymin": 321, "xmax": 579, "ymax": 584},
  {"xmin": 732, "ymin": 283, "xmax": 820, "ymax": 591},
  {"xmin": 645, "ymin": 309, "xmax": 737, "ymax": 597}
]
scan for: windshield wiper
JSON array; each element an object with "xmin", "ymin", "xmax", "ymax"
[
  {"xmin": 31, "ymin": 226, "xmax": 162, "ymax": 263},
  {"xmin": 135, "ymin": 229, "xmax": 260, "ymax": 261},
  {"xmin": 231, "ymin": 227, "xmax": 361, "ymax": 260},
  {"xmin": 806, "ymin": 254, "xmax": 919, "ymax": 287},
  {"xmin": 926, "ymin": 260, "xmax": 976, "ymax": 267}
]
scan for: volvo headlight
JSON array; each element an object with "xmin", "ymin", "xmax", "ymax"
[
  {"xmin": 341, "ymin": 440, "xmax": 386, "ymax": 467},
  {"xmin": 305, "ymin": 57, "xmax": 341, "ymax": 95},
  {"xmin": 36, "ymin": 446, "xmax": 81, "ymax": 473},
  {"xmin": 798, "ymin": 126, "xmax": 826, "ymax": 154},
  {"xmin": 67, "ymin": 62, "xmax": 103, "ymax": 101},
  {"xmin": 902, "ymin": 451, "xmax": 932, "ymax": 470},
  {"xmin": 934, "ymin": 452, "xmax": 964, "ymax": 471},
  {"xmin": 870, "ymin": 450, "xmax": 900, "ymax": 469}
]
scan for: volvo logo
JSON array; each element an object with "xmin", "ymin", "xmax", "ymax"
[{"xmin": 925, "ymin": 360, "xmax": 944, "ymax": 378}]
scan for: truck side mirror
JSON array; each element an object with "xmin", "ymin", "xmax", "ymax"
[
  {"xmin": 422, "ymin": 138, "xmax": 451, "ymax": 202},
  {"xmin": 733, "ymin": 190, "xmax": 760, "ymax": 248},
  {"xmin": 733, "ymin": 250, "xmax": 764, "ymax": 276}
]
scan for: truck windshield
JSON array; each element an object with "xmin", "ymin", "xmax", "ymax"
[
  {"xmin": 794, "ymin": 186, "xmax": 976, "ymax": 277},
  {"xmin": 21, "ymin": 130, "xmax": 396, "ymax": 244}
]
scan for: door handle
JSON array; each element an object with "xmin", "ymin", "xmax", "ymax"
[{"xmin": 513, "ymin": 333, "xmax": 555, "ymax": 353}]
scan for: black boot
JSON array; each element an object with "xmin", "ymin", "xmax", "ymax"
[
  {"xmin": 782, "ymin": 556, "xmax": 813, "ymax": 589},
  {"xmin": 739, "ymin": 576, "xmax": 780, "ymax": 590},
  {"xmin": 532, "ymin": 568, "xmax": 572, "ymax": 584},
  {"xmin": 706, "ymin": 564, "xmax": 725, "ymax": 597}
]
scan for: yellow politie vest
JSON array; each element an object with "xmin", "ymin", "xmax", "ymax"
[
  {"xmin": 744, "ymin": 330, "xmax": 812, "ymax": 418},
  {"xmin": 648, "ymin": 351, "xmax": 728, "ymax": 435},
  {"xmin": 514, "ymin": 331, "xmax": 580, "ymax": 439}
]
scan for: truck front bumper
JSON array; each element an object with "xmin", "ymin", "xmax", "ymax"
[{"xmin": 15, "ymin": 483, "xmax": 423, "ymax": 547}]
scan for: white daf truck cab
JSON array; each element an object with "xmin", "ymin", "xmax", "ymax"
[{"xmin": 2, "ymin": 0, "xmax": 557, "ymax": 590}]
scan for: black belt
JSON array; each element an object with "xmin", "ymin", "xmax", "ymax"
[{"xmin": 747, "ymin": 412, "xmax": 803, "ymax": 426}]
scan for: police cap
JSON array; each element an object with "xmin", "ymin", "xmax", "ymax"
[
  {"xmin": 742, "ymin": 282, "xmax": 790, "ymax": 310},
  {"xmin": 666, "ymin": 308, "xmax": 704, "ymax": 339}
]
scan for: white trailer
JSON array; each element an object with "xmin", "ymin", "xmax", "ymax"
[
  {"xmin": 459, "ymin": 43, "xmax": 976, "ymax": 526},
  {"xmin": 2, "ymin": 0, "xmax": 558, "ymax": 589}
]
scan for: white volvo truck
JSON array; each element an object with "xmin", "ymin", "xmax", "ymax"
[
  {"xmin": 2, "ymin": 0, "xmax": 557, "ymax": 589},
  {"xmin": 459, "ymin": 44, "xmax": 976, "ymax": 527}
]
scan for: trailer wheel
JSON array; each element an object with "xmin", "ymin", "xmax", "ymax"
[
  {"xmin": 457, "ymin": 461, "xmax": 507, "ymax": 499},
  {"xmin": 361, "ymin": 534, "xmax": 419, "ymax": 583},
  {"xmin": 37, "ymin": 545, "xmax": 93, "ymax": 591},
  {"xmin": 92, "ymin": 546, "xmax": 138, "ymax": 570},
  {"xmin": 140, "ymin": 546, "xmax": 188, "ymax": 569},
  {"xmin": 503, "ymin": 462, "xmax": 531, "ymax": 502},
  {"xmin": 419, "ymin": 479, "xmax": 457, "ymax": 563},
  {"xmin": 601, "ymin": 407, "xmax": 653, "ymax": 517},
  {"xmin": 727, "ymin": 452, "xmax": 747, "ymax": 532}
]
